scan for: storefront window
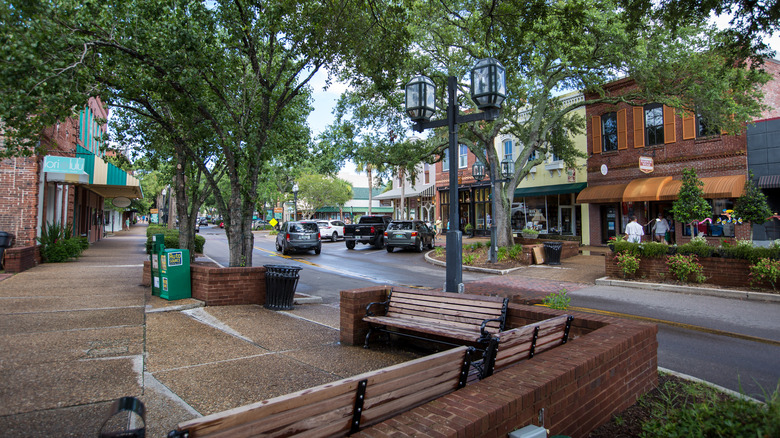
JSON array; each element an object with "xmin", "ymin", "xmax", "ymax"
[
  {"xmin": 680, "ymin": 199, "xmax": 736, "ymax": 238},
  {"xmin": 473, "ymin": 187, "xmax": 491, "ymax": 231}
]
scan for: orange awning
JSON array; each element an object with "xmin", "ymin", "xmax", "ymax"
[
  {"xmin": 659, "ymin": 175, "xmax": 746, "ymax": 200},
  {"xmin": 623, "ymin": 176, "xmax": 673, "ymax": 202},
  {"xmin": 576, "ymin": 184, "xmax": 629, "ymax": 203}
]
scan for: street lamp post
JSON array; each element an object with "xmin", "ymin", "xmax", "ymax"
[
  {"xmin": 405, "ymin": 58, "xmax": 506, "ymax": 293},
  {"xmin": 292, "ymin": 183, "xmax": 299, "ymax": 221},
  {"xmin": 472, "ymin": 157, "xmax": 515, "ymax": 263}
]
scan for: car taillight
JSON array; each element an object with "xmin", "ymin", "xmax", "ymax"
[
  {"xmin": 370, "ymin": 226, "xmax": 376, "ymax": 234},
  {"xmin": 384, "ymin": 231, "xmax": 388, "ymax": 237},
  {"xmin": 285, "ymin": 233, "xmax": 291, "ymax": 241},
  {"xmin": 411, "ymin": 231, "xmax": 418, "ymax": 237},
  {"xmin": 317, "ymin": 233, "xmax": 321, "ymax": 240}
]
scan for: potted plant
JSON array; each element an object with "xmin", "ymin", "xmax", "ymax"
[
  {"xmin": 521, "ymin": 227, "xmax": 539, "ymax": 240},
  {"xmin": 464, "ymin": 223, "xmax": 474, "ymax": 237}
]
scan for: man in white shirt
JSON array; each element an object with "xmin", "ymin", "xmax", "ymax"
[{"xmin": 624, "ymin": 216, "xmax": 644, "ymax": 243}]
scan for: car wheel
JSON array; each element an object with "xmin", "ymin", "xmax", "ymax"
[
  {"xmin": 373, "ymin": 237, "xmax": 384, "ymax": 249},
  {"xmin": 346, "ymin": 240, "xmax": 355, "ymax": 250},
  {"xmin": 275, "ymin": 240, "xmax": 281, "ymax": 252},
  {"xmin": 315, "ymin": 245, "xmax": 321, "ymax": 255},
  {"xmin": 386, "ymin": 245, "xmax": 394, "ymax": 253},
  {"xmin": 415, "ymin": 239, "xmax": 423, "ymax": 253},
  {"xmin": 430, "ymin": 238, "xmax": 435, "ymax": 249},
  {"xmin": 331, "ymin": 232, "xmax": 338, "ymax": 242},
  {"xmin": 282, "ymin": 243, "xmax": 290, "ymax": 255}
]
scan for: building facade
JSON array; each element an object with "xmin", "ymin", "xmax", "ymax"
[
  {"xmin": 577, "ymin": 65, "xmax": 780, "ymax": 245},
  {"xmin": 0, "ymin": 97, "xmax": 142, "ymax": 272},
  {"xmin": 373, "ymin": 163, "xmax": 436, "ymax": 222}
]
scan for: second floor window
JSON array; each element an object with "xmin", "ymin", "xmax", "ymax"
[
  {"xmin": 645, "ymin": 104, "xmax": 664, "ymax": 146},
  {"xmin": 459, "ymin": 144, "xmax": 468, "ymax": 168},
  {"xmin": 602, "ymin": 112, "xmax": 618, "ymax": 152},
  {"xmin": 424, "ymin": 163, "xmax": 430, "ymax": 184},
  {"xmin": 697, "ymin": 113, "xmax": 719, "ymax": 137},
  {"xmin": 503, "ymin": 139, "xmax": 513, "ymax": 161},
  {"xmin": 442, "ymin": 148, "xmax": 449, "ymax": 171}
]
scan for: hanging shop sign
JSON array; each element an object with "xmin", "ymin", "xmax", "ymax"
[{"xmin": 639, "ymin": 156, "xmax": 654, "ymax": 174}]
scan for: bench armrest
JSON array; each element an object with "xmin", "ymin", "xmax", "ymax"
[
  {"xmin": 365, "ymin": 300, "xmax": 389, "ymax": 317},
  {"xmin": 480, "ymin": 317, "xmax": 504, "ymax": 339}
]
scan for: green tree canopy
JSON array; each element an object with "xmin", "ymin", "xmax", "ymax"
[
  {"xmin": 672, "ymin": 168, "xmax": 713, "ymax": 237},
  {"xmin": 733, "ymin": 171, "xmax": 773, "ymax": 239},
  {"xmin": 296, "ymin": 174, "xmax": 353, "ymax": 219}
]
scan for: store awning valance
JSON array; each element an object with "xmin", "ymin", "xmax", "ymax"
[
  {"xmin": 576, "ymin": 184, "xmax": 629, "ymax": 203},
  {"xmin": 623, "ymin": 176, "xmax": 673, "ymax": 202},
  {"xmin": 514, "ymin": 182, "xmax": 587, "ymax": 198},
  {"xmin": 758, "ymin": 175, "xmax": 780, "ymax": 189},
  {"xmin": 659, "ymin": 175, "xmax": 745, "ymax": 200},
  {"xmin": 373, "ymin": 183, "xmax": 435, "ymax": 200}
]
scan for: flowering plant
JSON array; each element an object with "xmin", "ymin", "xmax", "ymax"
[
  {"xmin": 666, "ymin": 254, "xmax": 706, "ymax": 283},
  {"xmin": 749, "ymin": 258, "xmax": 780, "ymax": 290},
  {"xmin": 614, "ymin": 251, "xmax": 640, "ymax": 279}
]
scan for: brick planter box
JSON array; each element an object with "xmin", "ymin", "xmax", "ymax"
[
  {"xmin": 2, "ymin": 245, "xmax": 40, "ymax": 273},
  {"xmin": 143, "ymin": 260, "xmax": 267, "ymax": 306},
  {"xmin": 605, "ymin": 252, "xmax": 775, "ymax": 290},
  {"xmin": 341, "ymin": 286, "xmax": 658, "ymax": 437},
  {"xmin": 518, "ymin": 240, "xmax": 580, "ymax": 264}
]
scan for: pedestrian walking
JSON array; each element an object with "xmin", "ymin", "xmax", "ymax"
[
  {"xmin": 651, "ymin": 213, "xmax": 670, "ymax": 243},
  {"xmin": 624, "ymin": 216, "xmax": 644, "ymax": 243}
]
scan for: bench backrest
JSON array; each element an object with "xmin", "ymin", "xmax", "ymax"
[
  {"xmin": 386, "ymin": 290, "xmax": 508, "ymax": 334},
  {"xmin": 173, "ymin": 346, "xmax": 471, "ymax": 437},
  {"xmin": 481, "ymin": 315, "xmax": 572, "ymax": 379}
]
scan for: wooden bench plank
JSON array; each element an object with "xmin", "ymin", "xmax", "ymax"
[
  {"xmin": 487, "ymin": 315, "xmax": 571, "ymax": 376},
  {"xmin": 175, "ymin": 347, "xmax": 469, "ymax": 437},
  {"xmin": 363, "ymin": 316, "xmax": 486, "ymax": 341},
  {"xmin": 384, "ymin": 309, "xmax": 502, "ymax": 331},
  {"xmin": 389, "ymin": 290, "xmax": 506, "ymax": 306}
]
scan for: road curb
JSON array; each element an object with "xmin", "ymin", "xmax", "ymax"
[
  {"xmin": 423, "ymin": 250, "xmax": 525, "ymax": 275},
  {"xmin": 658, "ymin": 367, "xmax": 764, "ymax": 404},
  {"xmin": 596, "ymin": 277, "xmax": 780, "ymax": 303}
]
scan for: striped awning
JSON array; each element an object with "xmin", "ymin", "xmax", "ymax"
[
  {"xmin": 758, "ymin": 175, "xmax": 780, "ymax": 189},
  {"xmin": 623, "ymin": 176, "xmax": 673, "ymax": 202},
  {"xmin": 659, "ymin": 174, "xmax": 746, "ymax": 200},
  {"xmin": 576, "ymin": 184, "xmax": 629, "ymax": 203}
]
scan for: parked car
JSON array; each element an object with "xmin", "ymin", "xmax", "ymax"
[
  {"xmin": 384, "ymin": 220, "xmax": 436, "ymax": 253},
  {"xmin": 195, "ymin": 221, "xmax": 200, "ymax": 233},
  {"xmin": 199, "ymin": 217, "xmax": 208, "ymax": 226},
  {"xmin": 316, "ymin": 220, "xmax": 346, "ymax": 242},
  {"xmin": 275, "ymin": 221, "xmax": 322, "ymax": 255},
  {"xmin": 344, "ymin": 215, "xmax": 391, "ymax": 249}
]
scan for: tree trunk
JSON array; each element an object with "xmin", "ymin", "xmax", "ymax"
[
  {"xmin": 495, "ymin": 181, "xmax": 513, "ymax": 247},
  {"xmin": 367, "ymin": 165, "xmax": 373, "ymax": 215}
]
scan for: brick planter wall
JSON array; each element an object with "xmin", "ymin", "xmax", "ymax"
[
  {"xmin": 518, "ymin": 241, "xmax": 580, "ymax": 264},
  {"xmin": 2, "ymin": 245, "xmax": 40, "ymax": 273},
  {"xmin": 605, "ymin": 252, "xmax": 774, "ymax": 289},
  {"xmin": 341, "ymin": 287, "xmax": 658, "ymax": 438},
  {"xmin": 142, "ymin": 260, "xmax": 267, "ymax": 306}
]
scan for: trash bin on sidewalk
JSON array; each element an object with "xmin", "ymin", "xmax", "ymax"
[
  {"xmin": 0, "ymin": 232, "xmax": 14, "ymax": 270},
  {"xmin": 543, "ymin": 241, "xmax": 563, "ymax": 265},
  {"xmin": 263, "ymin": 264, "xmax": 302, "ymax": 310}
]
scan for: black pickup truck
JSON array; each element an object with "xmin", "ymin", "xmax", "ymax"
[{"xmin": 344, "ymin": 215, "xmax": 391, "ymax": 249}]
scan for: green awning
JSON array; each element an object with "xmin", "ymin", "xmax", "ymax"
[
  {"xmin": 316, "ymin": 206, "xmax": 394, "ymax": 213},
  {"xmin": 514, "ymin": 182, "xmax": 587, "ymax": 198}
]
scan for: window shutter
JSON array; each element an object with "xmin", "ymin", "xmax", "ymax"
[
  {"xmin": 682, "ymin": 111, "xmax": 695, "ymax": 140},
  {"xmin": 617, "ymin": 109, "xmax": 627, "ymax": 150},
  {"xmin": 591, "ymin": 116, "xmax": 601, "ymax": 154},
  {"xmin": 633, "ymin": 107, "xmax": 644, "ymax": 148},
  {"xmin": 663, "ymin": 105, "xmax": 676, "ymax": 143}
]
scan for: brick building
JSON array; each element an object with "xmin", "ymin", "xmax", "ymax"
[
  {"xmin": 577, "ymin": 61, "xmax": 780, "ymax": 245},
  {"xmin": 0, "ymin": 97, "xmax": 142, "ymax": 272}
]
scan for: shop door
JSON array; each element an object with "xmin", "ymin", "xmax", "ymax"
[
  {"xmin": 560, "ymin": 206, "xmax": 573, "ymax": 235},
  {"xmin": 601, "ymin": 205, "xmax": 618, "ymax": 243}
]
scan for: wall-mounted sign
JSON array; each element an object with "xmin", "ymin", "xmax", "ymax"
[
  {"xmin": 639, "ymin": 156, "xmax": 654, "ymax": 173},
  {"xmin": 43, "ymin": 155, "xmax": 86, "ymax": 174},
  {"xmin": 600, "ymin": 164, "xmax": 608, "ymax": 176}
]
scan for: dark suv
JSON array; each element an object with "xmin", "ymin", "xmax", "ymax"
[
  {"xmin": 275, "ymin": 221, "xmax": 322, "ymax": 255},
  {"xmin": 384, "ymin": 220, "xmax": 435, "ymax": 253}
]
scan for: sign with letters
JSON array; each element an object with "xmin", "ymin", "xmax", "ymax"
[
  {"xmin": 167, "ymin": 251, "xmax": 183, "ymax": 267},
  {"xmin": 639, "ymin": 156, "xmax": 654, "ymax": 173},
  {"xmin": 43, "ymin": 156, "xmax": 86, "ymax": 174}
]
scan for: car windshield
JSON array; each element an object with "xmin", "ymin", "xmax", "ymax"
[
  {"xmin": 316, "ymin": 222, "xmax": 328, "ymax": 227},
  {"xmin": 388, "ymin": 222, "xmax": 413, "ymax": 231},
  {"xmin": 290, "ymin": 223, "xmax": 319, "ymax": 233}
]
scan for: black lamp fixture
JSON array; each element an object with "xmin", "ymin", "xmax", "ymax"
[
  {"xmin": 292, "ymin": 183, "xmax": 299, "ymax": 221},
  {"xmin": 405, "ymin": 58, "xmax": 506, "ymax": 292}
]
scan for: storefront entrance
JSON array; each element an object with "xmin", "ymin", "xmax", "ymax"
[{"xmin": 601, "ymin": 205, "xmax": 619, "ymax": 243}]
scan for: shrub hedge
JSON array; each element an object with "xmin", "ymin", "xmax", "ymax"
[
  {"xmin": 610, "ymin": 240, "xmax": 780, "ymax": 262},
  {"xmin": 145, "ymin": 225, "xmax": 205, "ymax": 254}
]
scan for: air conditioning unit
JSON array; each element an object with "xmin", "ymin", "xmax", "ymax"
[{"xmin": 508, "ymin": 425, "xmax": 547, "ymax": 438}]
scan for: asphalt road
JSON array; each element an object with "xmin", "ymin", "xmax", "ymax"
[{"xmin": 200, "ymin": 226, "xmax": 780, "ymax": 400}]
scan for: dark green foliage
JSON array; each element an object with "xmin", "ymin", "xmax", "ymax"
[
  {"xmin": 613, "ymin": 240, "xmax": 641, "ymax": 256},
  {"xmin": 677, "ymin": 240, "xmax": 715, "ymax": 258},
  {"xmin": 671, "ymin": 168, "xmax": 712, "ymax": 237},
  {"xmin": 733, "ymin": 171, "xmax": 773, "ymax": 229},
  {"xmin": 717, "ymin": 242, "xmax": 780, "ymax": 262},
  {"xmin": 145, "ymin": 226, "xmax": 205, "ymax": 255},
  {"xmin": 640, "ymin": 242, "xmax": 669, "ymax": 258},
  {"xmin": 36, "ymin": 222, "xmax": 86, "ymax": 262}
]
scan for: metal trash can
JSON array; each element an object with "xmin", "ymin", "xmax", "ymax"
[
  {"xmin": 263, "ymin": 264, "xmax": 302, "ymax": 310},
  {"xmin": 543, "ymin": 241, "xmax": 563, "ymax": 265},
  {"xmin": 0, "ymin": 232, "xmax": 14, "ymax": 270}
]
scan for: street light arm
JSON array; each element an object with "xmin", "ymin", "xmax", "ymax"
[{"xmin": 412, "ymin": 108, "xmax": 500, "ymax": 133}]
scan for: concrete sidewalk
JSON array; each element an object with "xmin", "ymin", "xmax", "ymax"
[{"xmin": 0, "ymin": 225, "xmax": 419, "ymax": 437}]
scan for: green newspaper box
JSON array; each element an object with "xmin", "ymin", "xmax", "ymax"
[
  {"xmin": 159, "ymin": 248, "xmax": 192, "ymax": 300},
  {"xmin": 150, "ymin": 234, "xmax": 165, "ymax": 297}
]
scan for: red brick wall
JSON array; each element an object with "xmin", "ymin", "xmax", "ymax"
[
  {"xmin": 342, "ymin": 289, "xmax": 658, "ymax": 438},
  {"xmin": 339, "ymin": 286, "xmax": 392, "ymax": 346},
  {"xmin": 605, "ymin": 252, "xmax": 773, "ymax": 289},
  {"xmin": 143, "ymin": 261, "xmax": 267, "ymax": 306},
  {"xmin": 0, "ymin": 156, "xmax": 40, "ymax": 248},
  {"xmin": 2, "ymin": 245, "xmax": 40, "ymax": 273},
  {"xmin": 758, "ymin": 59, "xmax": 780, "ymax": 121}
]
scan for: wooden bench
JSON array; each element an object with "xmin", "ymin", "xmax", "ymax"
[
  {"xmin": 169, "ymin": 346, "xmax": 473, "ymax": 437},
  {"xmin": 479, "ymin": 315, "xmax": 573, "ymax": 379},
  {"xmin": 362, "ymin": 289, "xmax": 509, "ymax": 349}
]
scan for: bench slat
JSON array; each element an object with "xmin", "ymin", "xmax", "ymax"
[
  {"xmin": 361, "ymin": 378, "xmax": 461, "ymax": 426},
  {"xmin": 177, "ymin": 347, "xmax": 469, "ymax": 437},
  {"xmin": 390, "ymin": 290, "xmax": 506, "ymax": 306},
  {"xmin": 492, "ymin": 315, "xmax": 570, "ymax": 372},
  {"xmin": 388, "ymin": 301, "xmax": 504, "ymax": 324},
  {"xmin": 364, "ymin": 316, "xmax": 486, "ymax": 341},
  {"xmin": 390, "ymin": 292, "xmax": 506, "ymax": 312},
  {"xmin": 384, "ymin": 309, "xmax": 502, "ymax": 332}
]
